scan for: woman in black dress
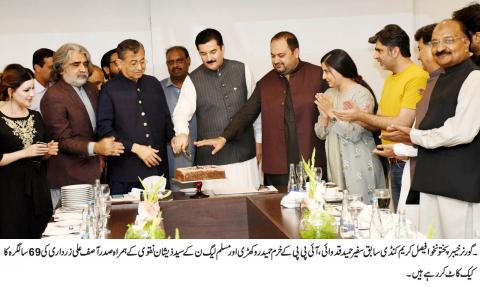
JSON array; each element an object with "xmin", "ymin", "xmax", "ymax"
[{"xmin": 0, "ymin": 64, "xmax": 58, "ymax": 238}]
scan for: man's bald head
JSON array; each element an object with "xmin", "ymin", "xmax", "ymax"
[{"xmin": 431, "ymin": 19, "xmax": 471, "ymax": 68}]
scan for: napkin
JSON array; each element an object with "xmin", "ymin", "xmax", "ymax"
[
  {"xmin": 43, "ymin": 222, "xmax": 80, "ymax": 236},
  {"xmin": 280, "ymin": 191, "xmax": 306, "ymax": 208}
]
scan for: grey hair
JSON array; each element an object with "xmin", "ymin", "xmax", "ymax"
[{"xmin": 52, "ymin": 43, "xmax": 92, "ymax": 82}]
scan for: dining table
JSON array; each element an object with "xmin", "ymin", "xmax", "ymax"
[{"xmin": 106, "ymin": 186, "xmax": 304, "ymax": 239}]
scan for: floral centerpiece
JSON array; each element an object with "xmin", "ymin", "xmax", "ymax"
[
  {"xmin": 299, "ymin": 149, "xmax": 337, "ymax": 239},
  {"xmin": 125, "ymin": 176, "xmax": 179, "ymax": 239}
]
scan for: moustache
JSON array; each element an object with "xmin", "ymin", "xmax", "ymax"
[
  {"xmin": 206, "ymin": 60, "xmax": 216, "ymax": 64},
  {"xmin": 435, "ymin": 51, "xmax": 451, "ymax": 57}
]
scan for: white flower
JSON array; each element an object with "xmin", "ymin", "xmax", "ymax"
[{"xmin": 136, "ymin": 201, "xmax": 160, "ymax": 223}]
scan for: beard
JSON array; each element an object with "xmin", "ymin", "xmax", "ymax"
[{"xmin": 63, "ymin": 73, "xmax": 88, "ymax": 87}]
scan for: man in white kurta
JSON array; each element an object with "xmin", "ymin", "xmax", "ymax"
[
  {"xmin": 391, "ymin": 20, "xmax": 480, "ymax": 238},
  {"xmin": 172, "ymin": 28, "xmax": 261, "ymax": 194}
]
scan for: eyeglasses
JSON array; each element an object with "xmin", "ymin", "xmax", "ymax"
[{"xmin": 430, "ymin": 36, "xmax": 465, "ymax": 48}]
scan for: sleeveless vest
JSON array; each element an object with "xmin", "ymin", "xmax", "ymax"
[
  {"xmin": 259, "ymin": 61, "xmax": 327, "ymax": 174},
  {"xmin": 411, "ymin": 60, "xmax": 480, "ymax": 203},
  {"xmin": 190, "ymin": 59, "xmax": 255, "ymax": 165}
]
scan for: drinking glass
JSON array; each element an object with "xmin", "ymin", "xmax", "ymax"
[
  {"xmin": 101, "ymin": 184, "xmax": 110, "ymax": 198},
  {"xmin": 374, "ymin": 188, "xmax": 391, "ymax": 209},
  {"xmin": 80, "ymin": 207, "xmax": 96, "ymax": 239},
  {"xmin": 98, "ymin": 195, "xmax": 111, "ymax": 235},
  {"xmin": 314, "ymin": 167, "xmax": 323, "ymax": 183},
  {"xmin": 347, "ymin": 194, "xmax": 364, "ymax": 233},
  {"xmin": 378, "ymin": 209, "xmax": 393, "ymax": 238},
  {"xmin": 296, "ymin": 163, "xmax": 306, "ymax": 192}
]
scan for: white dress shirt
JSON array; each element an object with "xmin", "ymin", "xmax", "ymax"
[
  {"xmin": 31, "ymin": 79, "xmax": 47, "ymax": 113},
  {"xmin": 172, "ymin": 64, "xmax": 262, "ymax": 143}
]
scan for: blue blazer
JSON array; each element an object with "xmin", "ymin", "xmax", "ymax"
[{"xmin": 97, "ymin": 73, "xmax": 174, "ymax": 182}]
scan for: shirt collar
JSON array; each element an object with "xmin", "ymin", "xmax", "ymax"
[
  {"xmin": 165, "ymin": 77, "xmax": 177, "ymax": 88},
  {"xmin": 34, "ymin": 79, "xmax": 46, "ymax": 93},
  {"xmin": 71, "ymin": 85, "xmax": 84, "ymax": 95}
]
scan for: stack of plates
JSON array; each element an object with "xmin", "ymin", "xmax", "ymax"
[{"xmin": 61, "ymin": 184, "xmax": 93, "ymax": 208}]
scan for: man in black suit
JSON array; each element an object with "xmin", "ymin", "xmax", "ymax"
[{"xmin": 97, "ymin": 39, "xmax": 175, "ymax": 195}]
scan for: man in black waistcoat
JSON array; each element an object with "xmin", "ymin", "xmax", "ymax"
[
  {"xmin": 97, "ymin": 39, "xmax": 174, "ymax": 195},
  {"xmin": 392, "ymin": 20, "xmax": 480, "ymax": 238},
  {"xmin": 171, "ymin": 29, "xmax": 261, "ymax": 193}
]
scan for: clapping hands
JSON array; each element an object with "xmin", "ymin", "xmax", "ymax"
[{"xmin": 315, "ymin": 93, "xmax": 335, "ymax": 119}]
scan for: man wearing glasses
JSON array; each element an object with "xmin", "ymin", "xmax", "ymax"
[
  {"xmin": 391, "ymin": 20, "xmax": 480, "ymax": 238},
  {"xmin": 160, "ymin": 46, "xmax": 196, "ymax": 192},
  {"xmin": 97, "ymin": 39, "xmax": 175, "ymax": 195}
]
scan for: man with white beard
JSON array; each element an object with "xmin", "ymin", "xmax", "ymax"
[{"xmin": 41, "ymin": 43, "xmax": 124, "ymax": 190}]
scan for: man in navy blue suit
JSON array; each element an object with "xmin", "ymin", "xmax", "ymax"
[{"xmin": 97, "ymin": 39, "xmax": 175, "ymax": 195}]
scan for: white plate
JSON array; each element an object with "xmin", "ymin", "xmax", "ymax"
[
  {"xmin": 178, "ymin": 188, "xmax": 197, "ymax": 195},
  {"xmin": 62, "ymin": 193, "xmax": 91, "ymax": 197},
  {"xmin": 43, "ymin": 225, "xmax": 79, "ymax": 236},
  {"xmin": 61, "ymin": 184, "xmax": 93, "ymax": 190},
  {"xmin": 62, "ymin": 190, "xmax": 92, "ymax": 194},
  {"xmin": 53, "ymin": 214, "xmax": 83, "ymax": 221},
  {"xmin": 61, "ymin": 196, "xmax": 90, "ymax": 200},
  {"xmin": 60, "ymin": 203, "xmax": 87, "ymax": 209}
]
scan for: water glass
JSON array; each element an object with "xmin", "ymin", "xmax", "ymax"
[
  {"xmin": 296, "ymin": 163, "xmax": 306, "ymax": 192},
  {"xmin": 347, "ymin": 194, "xmax": 364, "ymax": 232},
  {"xmin": 314, "ymin": 167, "xmax": 323, "ymax": 183},
  {"xmin": 378, "ymin": 209, "xmax": 393, "ymax": 238},
  {"xmin": 101, "ymin": 184, "xmax": 110, "ymax": 198},
  {"xmin": 373, "ymin": 188, "xmax": 391, "ymax": 209}
]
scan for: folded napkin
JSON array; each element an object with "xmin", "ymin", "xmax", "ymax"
[
  {"xmin": 43, "ymin": 222, "xmax": 80, "ymax": 236},
  {"xmin": 53, "ymin": 212, "xmax": 83, "ymax": 222},
  {"xmin": 280, "ymin": 191, "xmax": 306, "ymax": 208}
]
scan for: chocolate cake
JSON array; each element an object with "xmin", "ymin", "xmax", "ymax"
[{"xmin": 175, "ymin": 165, "xmax": 226, "ymax": 182}]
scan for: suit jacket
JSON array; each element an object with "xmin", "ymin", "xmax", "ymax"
[
  {"xmin": 97, "ymin": 73, "xmax": 174, "ymax": 182},
  {"xmin": 40, "ymin": 79, "xmax": 101, "ymax": 189}
]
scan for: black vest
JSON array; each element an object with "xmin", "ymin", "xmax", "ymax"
[
  {"xmin": 190, "ymin": 59, "xmax": 255, "ymax": 165},
  {"xmin": 411, "ymin": 59, "xmax": 480, "ymax": 203}
]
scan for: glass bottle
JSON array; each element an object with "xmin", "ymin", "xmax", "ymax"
[
  {"xmin": 395, "ymin": 208, "xmax": 408, "ymax": 239},
  {"xmin": 80, "ymin": 205, "xmax": 96, "ymax": 239},
  {"xmin": 296, "ymin": 162, "xmax": 306, "ymax": 192},
  {"xmin": 94, "ymin": 178, "xmax": 101, "ymax": 200},
  {"xmin": 339, "ymin": 190, "xmax": 355, "ymax": 239},
  {"xmin": 369, "ymin": 198, "xmax": 383, "ymax": 239},
  {"xmin": 287, "ymin": 163, "xmax": 299, "ymax": 192}
]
